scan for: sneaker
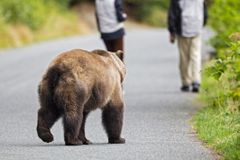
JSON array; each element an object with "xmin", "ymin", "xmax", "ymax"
[
  {"xmin": 192, "ymin": 83, "xmax": 200, "ymax": 93},
  {"xmin": 181, "ymin": 85, "xmax": 190, "ymax": 92}
]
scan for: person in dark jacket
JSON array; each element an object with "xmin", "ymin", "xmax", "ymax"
[
  {"xmin": 168, "ymin": 0, "xmax": 208, "ymax": 93},
  {"xmin": 95, "ymin": 0, "xmax": 127, "ymax": 62}
]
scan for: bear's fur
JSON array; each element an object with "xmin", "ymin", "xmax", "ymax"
[{"xmin": 36, "ymin": 49, "xmax": 126, "ymax": 145}]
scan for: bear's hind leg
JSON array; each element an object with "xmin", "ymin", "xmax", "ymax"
[
  {"xmin": 78, "ymin": 111, "xmax": 92, "ymax": 144},
  {"xmin": 37, "ymin": 107, "xmax": 60, "ymax": 143},
  {"xmin": 63, "ymin": 107, "xmax": 83, "ymax": 145},
  {"xmin": 55, "ymin": 78, "xmax": 86, "ymax": 145},
  {"xmin": 102, "ymin": 103, "xmax": 125, "ymax": 144}
]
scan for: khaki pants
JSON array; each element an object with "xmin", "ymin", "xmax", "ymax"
[{"xmin": 177, "ymin": 35, "xmax": 201, "ymax": 86}]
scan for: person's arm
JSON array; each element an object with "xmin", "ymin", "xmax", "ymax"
[
  {"xmin": 168, "ymin": 0, "xmax": 176, "ymax": 43},
  {"xmin": 115, "ymin": 0, "xmax": 127, "ymax": 22},
  {"xmin": 203, "ymin": 1, "xmax": 208, "ymax": 26}
]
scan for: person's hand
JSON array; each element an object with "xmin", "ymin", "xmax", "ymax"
[
  {"xmin": 122, "ymin": 13, "xmax": 127, "ymax": 20},
  {"xmin": 170, "ymin": 34, "xmax": 175, "ymax": 43}
]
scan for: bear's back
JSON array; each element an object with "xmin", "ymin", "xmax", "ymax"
[
  {"xmin": 50, "ymin": 49, "xmax": 113, "ymax": 75},
  {"xmin": 45, "ymin": 49, "xmax": 120, "ymax": 87}
]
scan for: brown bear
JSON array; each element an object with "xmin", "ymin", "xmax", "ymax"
[{"xmin": 36, "ymin": 49, "xmax": 126, "ymax": 145}]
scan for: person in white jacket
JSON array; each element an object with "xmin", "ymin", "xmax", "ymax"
[
  {"xmin": 95, "ymin": 0, "xmax": 127, "ymax": 62},
  {"xmin": 168, "ymin": 0, "xmax": 208, "ymax": 93}
]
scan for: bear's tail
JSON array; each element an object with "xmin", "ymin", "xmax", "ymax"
[{"xmin": 46, "ymin": 64, "xmax": 67, "ymax": 96}]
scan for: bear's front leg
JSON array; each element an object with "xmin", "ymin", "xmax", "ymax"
[
  {"xmin": 63, "ymin": 109, "xmax": 83, "ymax": 145},
  {"xmin": 102, "ymin": 102, "xmax": 125, "ymax": 144}
]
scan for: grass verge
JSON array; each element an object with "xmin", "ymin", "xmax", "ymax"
[
  {"xmin": 192, "ymin": 66, "xmax": 240, "ymax": 160},
  {"xmin": 192, "ymin": 105, "xmax": 240, "ymax": 160}
]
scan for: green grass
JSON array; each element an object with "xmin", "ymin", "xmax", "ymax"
[
  {"xmin": 192, "ymin": 63, "xmax": 240, "ymax": 160},
  {"xmin": 193, "ymin": 106, "xmax": 240, "ymax": 160}
]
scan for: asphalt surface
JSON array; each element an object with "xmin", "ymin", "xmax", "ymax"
[{"xmin": 0, "ymin": 29, "xmax": 215, "ymax": 160}]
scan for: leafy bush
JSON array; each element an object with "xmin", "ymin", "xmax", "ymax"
[
  {"xmin": 0, "ymin": 0, "xmax": 70, "ymax": 30},
  {"xmin": 0, "ymin": 0, "xmax": 81, "ymax": 48},
  {"xmin": 208, "ymin": 0, "xmax": 240, "ymax": 57},
  {"xmin": 125, "ymin": 0, "xmax": 169, "ymax": 27},
  {"xmin": 204, "ymin": 37, "xmax": 240, "ymax": 112},
  {"xmin": 0, "ymin": 0, "xmax": 48, "ymax": 29}
]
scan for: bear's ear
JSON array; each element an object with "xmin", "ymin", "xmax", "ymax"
[{"xmin": 115, "ymin": 50, "xmax": 124, "ymax": 61}]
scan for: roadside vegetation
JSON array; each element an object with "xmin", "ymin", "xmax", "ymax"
[
  {"xmin": 124, "ymin": 0, "xmax": 169, "ymax": 27},
  {"xmin": 0, "ymin": 0, "xmax": 84, "ymax": 48},
  {"xmin": 0, "ymin": 0, "xmax": 170, "ymax": 49},
  {"xmin": 192, "ymin": 0, "xmax": 240, "ymax": 159},
  {"xmin": 79, "ymin": 0, "xmax": 170, "ymax": 27}
]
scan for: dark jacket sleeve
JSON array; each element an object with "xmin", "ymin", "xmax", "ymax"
[
  {"xmin": 203, "ymin": 2, "xmax": 208, "ymax": 26},
  {"xmin": 168, "ymin": 0, "xmax": 176, "ymax": 35},
  {"xmin": 115, "ymin": 0, "xmax": 127, "ymax": 22},
  {"xmin": 95, "ymin": 12, "xmax": 100, "ymax": 32}
]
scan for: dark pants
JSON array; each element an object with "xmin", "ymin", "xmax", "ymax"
[{"xmin": 103, "ymin": 37, "xmax": 124, "ymax": 62}]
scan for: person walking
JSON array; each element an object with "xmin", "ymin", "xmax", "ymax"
[
  {"xmin": 168, "ymin": 0, "xmax": 208, "ymax": 92},
  {"xmin": 95, "ymin": 0, "xmax": 127, "ymax": 62}
]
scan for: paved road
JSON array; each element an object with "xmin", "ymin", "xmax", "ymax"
[{"xmin": 0, "ymin": 29, "xmax": 215, "ymax": 160}]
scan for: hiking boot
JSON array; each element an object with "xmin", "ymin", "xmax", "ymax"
[
  {"xmin": 181, "ymin": 85, "xmax": 190, "ymax": 92},
  {"xmin": 192, "ymin": 83, "xmax": 200, "ymax": 93}
]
